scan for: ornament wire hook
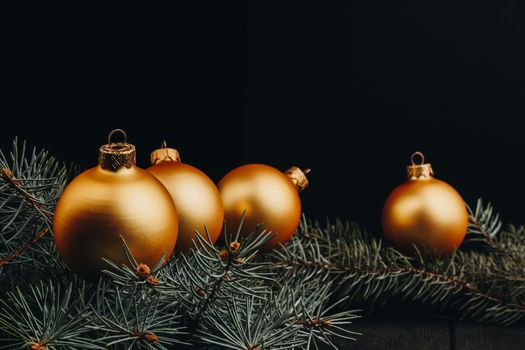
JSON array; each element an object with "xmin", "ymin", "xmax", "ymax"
[
  {"xmin": 107, "ymin": 129, "xmax": 127, "ymax": 145},
  {"xmin": 161, "ymin": 140, "xmax": 167, "ymax": 149},
  {"xmin": 410, "ymin": 152, "xmax": 425, "ymax": 166}
]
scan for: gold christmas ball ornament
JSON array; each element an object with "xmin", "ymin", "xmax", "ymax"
[
  {"xmin": 218, "ymin": 164, "xmax": 309, "ymax": 251},
  {"xmin": 53, "ymin": 129, "xmax": 179, "ymax": 279},
  {"xmin": 146, "ymin": 141, "xmax": 224, "ymax": 253},
  {"xmin": 382, "ymin": 152, "xmax": 468, "ymax": 256}
]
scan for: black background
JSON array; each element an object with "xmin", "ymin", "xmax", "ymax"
[{"xmin": 4, "ymin": 2, "xmax": 525, "ymax": 231}]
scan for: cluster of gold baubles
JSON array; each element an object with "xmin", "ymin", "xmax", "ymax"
[
  {"xmin": 53, "ymin": 129, "xmax": 309, "ymax": 279},
  {"xmin": 53, "ymin": 129, "xmax": 469, "ymax": 279}
]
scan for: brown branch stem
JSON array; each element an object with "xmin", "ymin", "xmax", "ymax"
[
  {"xmin": 1, "ymin": 168, "xmax": 54, "ymax": 223},
  {"xmin": 1, "ymin": 167, "xmax": 54, "ymax": 266},
  {"xmin": 0, "ymin": 228, "xmax": 49, "ymax": 267},
  {"xmin": 189, "ymin": 243, "xmax": 239, "ymax": 331},
  {"xmin": 274, "ymin": 259, "xmax": 525, "ymax": 312}
]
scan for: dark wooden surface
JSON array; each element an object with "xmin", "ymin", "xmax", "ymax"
[
  {"xmin": 454, "ymin": 323, "xmax": 524, "ymax": 350},
  {"xmin": 321, "ymin": 314, "xmax": 524, "ymax": 350}
]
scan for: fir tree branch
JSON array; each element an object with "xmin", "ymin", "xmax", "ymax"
[
  {"xmin": 89, "ymin": 285, "xmax": 189, "ymax": 349},
  {"xmin": 197, "ymin": 281, "xmax": 360, "ymax": 350},
  {"xmin": 0, "ymin": 228, "xmax": 49, "ymax": 267},
  {"xmin": 0, "ymin": 139, "xmax": 67, "ymax": 270},
  {"xmin": 197, "ymin": 294, "xmax": 305, "ymax": 350},
  {"xmin": 463, "ymin": 199, "xmax": 503, "ymax": 252},
  {"xmin": 292, "ymin": 283, "xmax": 361, "ymax": 349},
  {"xmin": 0, "ymin": 167, "xmax": 53, "ymax": 223},
  {"xmin": 0, "ymin": 281, "xmax": 100, "ymax": 350},
  {"xmin": 190, "ymin": 240, "xmax": 239, "ymax": 330},
  {"xmin": 273, "ymin": 216, "xmax": 525, "ymax": 326},
  {"xmin": 167, "ymin": 219, "xmax": 275, "ymax": 332},
  {"xmin": 102, "ymin": 236, "xmax": 172, "ymax": 287}
]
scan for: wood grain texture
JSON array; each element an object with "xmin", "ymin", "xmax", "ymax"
[
  {"xmin": 318, "ymin": 313, "xmax": 525, "ymax": 349},
  {"xmin": 320, "ymin": 315, "xmax": 450, "ymax": 350},
  {"xmin": 455, "ymin": 323, "xmax": 525, "ymax": 350}
]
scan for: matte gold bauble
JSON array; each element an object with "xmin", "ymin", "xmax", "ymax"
[
  {"xmin": 218, "ymin": 164, "xmax": 309, "ymax": 251},
  {"xmin": 53, "ymin": 130, "xmax": 179, "ymax": 279},
  {"xmin": 146, "ymin": 141, "xmax": 224, "ymax": 253},
  {"xmin": 382, "ymin": 152, "xmax": 468, "ymax": 256}
]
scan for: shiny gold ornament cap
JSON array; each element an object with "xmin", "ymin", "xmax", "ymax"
[
  {"xmin": 285, "ymin": 166, "xmax": 310, "ymax": 192},
  {"xmin": 406, "ymin": 152, "xmax": 434, "ymax": 180},
  {"xmin": 98, "ymin": 129, "xmax": 136, "ymax": 171},
  {"xmin": 150, "ymin": 141, "xmax": 181, "ymax": 165}
]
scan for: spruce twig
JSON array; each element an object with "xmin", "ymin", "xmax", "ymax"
[
  {"xmin": 463, "ymin": 199, "xmax": 503, "ymax": 252},
  {"xmin": 89, "ymin": 285, "xmax": 189, "ymax": 349},
  {"xmin": 0, "ymin": 139, "xmax": 67, "ymax": 271},
  {"xmin": 0, "ymin": 281, "xmax": 100, "ymax": 350},
  {"xmin": 0, "ymin": 167, "xmax": 53, "ymax": 223},
  {"xmin": 273, "ymin": 217, "xmax": 525, "ymax": 326},
  {"xmin": 0, "ymin": 227, "xmax": 48, "ymax": 267},
  {"xmin": 166, "ymin": 216, "xmax": 275, "ymax": 332}
]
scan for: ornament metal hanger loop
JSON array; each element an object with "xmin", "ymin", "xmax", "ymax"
[
  {"xmin": 407, "ymin": 151, "xmax": 434, "ymax": 179},
  {"xmin": 161, "ymin": 140, "xmax": 178, "ymax": 162},
  {"xmin": 107, "ymin": 129, "xmax": 128, "ymax": 147},
  {"xmin": 150, "ymin": 140, "xmax": 181, "ymax": 164},
  {"xmin": 285, "ymin": 166, "xmax": 310, "ymax": 192},
  {"xmin": 410, "ymin": 151, "xmax": 425, "ymax": 166},
  {"xmin": 99, "ymin": 129, "xmax": 135, "ymax": 171}
]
